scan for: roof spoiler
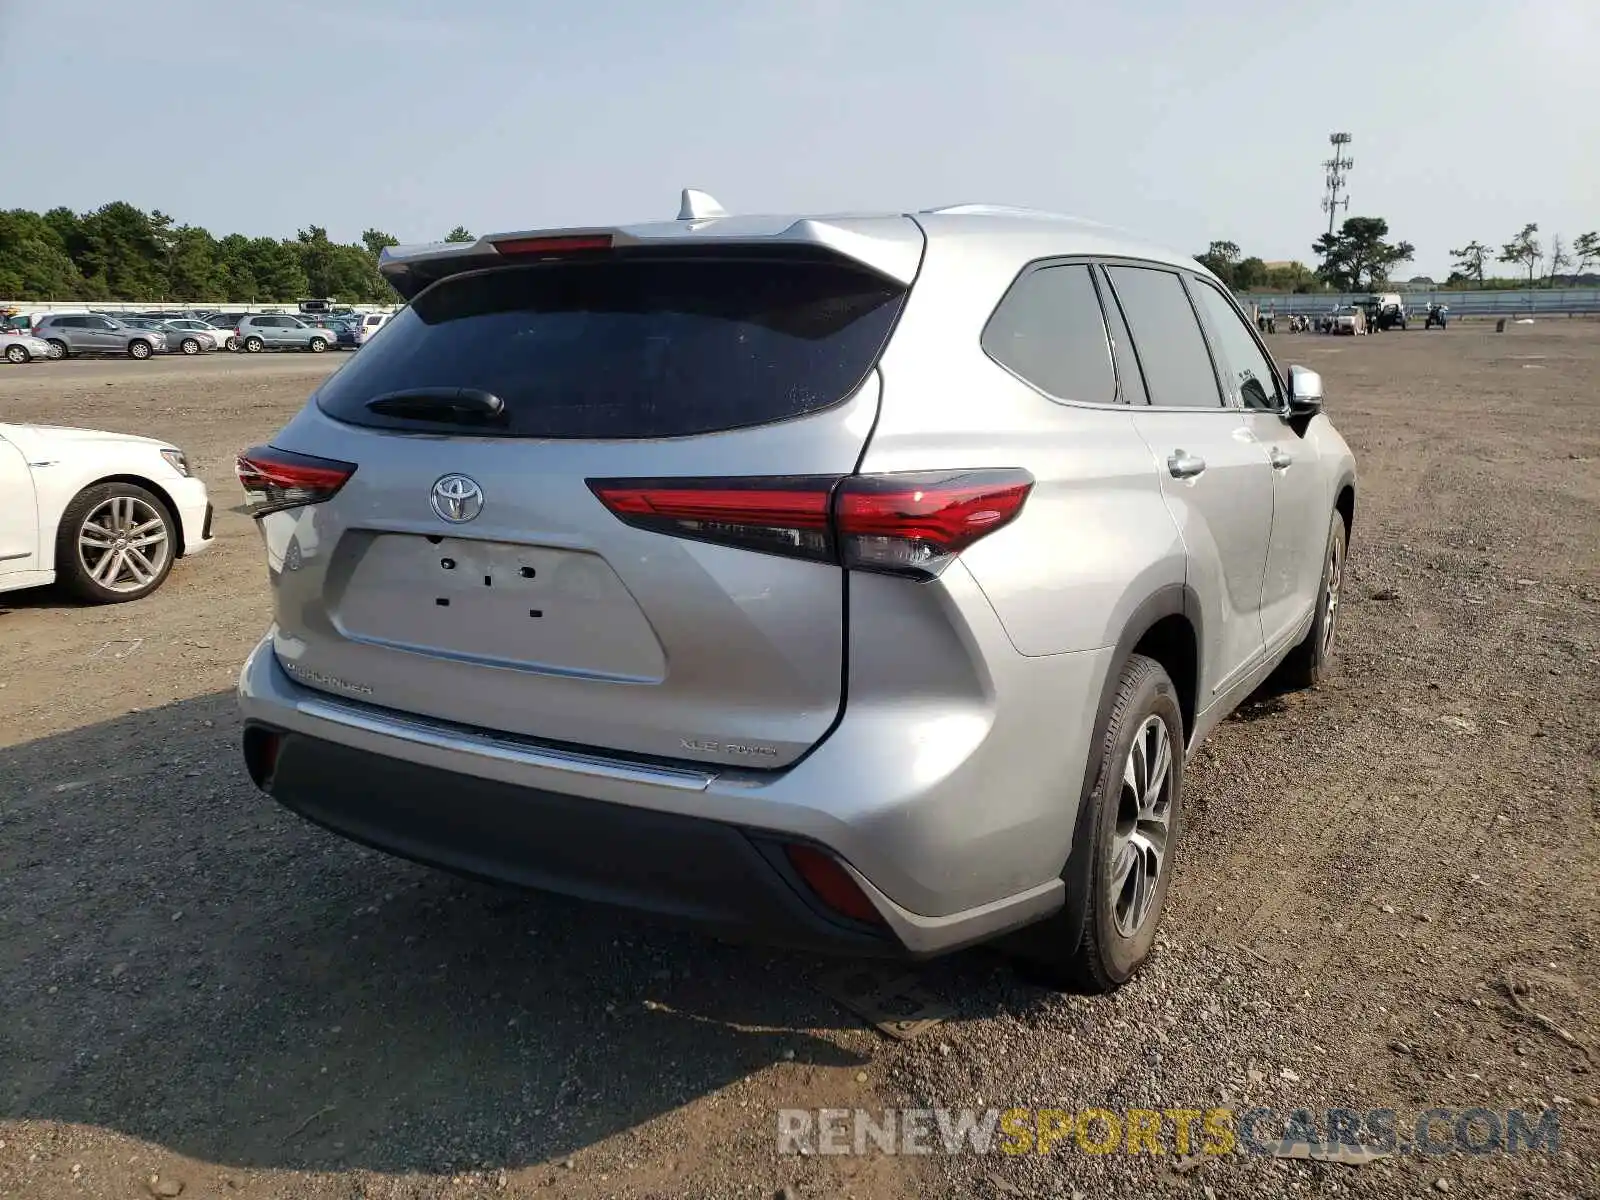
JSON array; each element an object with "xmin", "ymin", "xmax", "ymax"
[{"xmin": 378, "ymin": 190, "xmax": 924, "ymax": 300}]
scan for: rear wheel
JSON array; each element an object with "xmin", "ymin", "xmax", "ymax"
[
  {"xmin": 180, "ymin": 337, "xmax": 200, "ymax": 355},
  {"xmin": 47, "ymin": 339, "xmax": 68, "ymax": 360},
  {"xmin": 244, "ymin": 336, "xmax": 264, "ymax": 353},
  {"xmin": 225, "ymin": 336, "xmax": 238, "ymax": 351},
  {"xmin": 55, "ymin": 482, "xmax": 177, "ymax": 604},
  {"xmin": 1011, "ymin": 654, "xmax": 1184, "ymax": 993},
  {"xmin": 1278, "ymin": 511, "xmax": 1347, "ymax": 689},
  {"xmin": 128, "ymin": 339, "xmax": 152, "ymax": 360},
  {"xmin": 5, "ymin": 344, "xmax": 27, "ymax": 364}
]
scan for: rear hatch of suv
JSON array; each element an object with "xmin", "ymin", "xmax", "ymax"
[{"xmin": 246, "ymin": 239, "xmax": 916, "ymax": 768}]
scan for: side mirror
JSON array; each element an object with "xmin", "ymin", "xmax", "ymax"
[{"xmin": 1286, "ymin": 365, "xmax": 1323, "ymax": 416}]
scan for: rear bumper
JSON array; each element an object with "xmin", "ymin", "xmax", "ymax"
[
  {"xmin": 248, "ymin": 724, "xmax": 899, "ymax": 956},
  {"xmin": 237, "ymin": 633, "xmax": 1098, "ymax": 957}
]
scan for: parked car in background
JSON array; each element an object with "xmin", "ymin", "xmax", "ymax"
[
  {"xmin": 161, "ymin": 318, "xmax": 234, "ymax": 352},
  {"xmin": 1, "ymin": 331, "xmax": 55, "ymax": 363},
  {"xmin": 1329, "ymin": 305, "xmax": 1368, "ymax": 336},
  {"xmin": 33, "ymin": 314, "xmax": 169, "ymax": 359},
  {"xmin": 233, "ymin": 314, "xmax": 334, "ymax": 354},
  {"xmin": 118, "ymin": 316, "xmax": 212, "ymax": 355},
  {"xmin": 0, "ymin": 420, "xmax": 213, "ymax": 602},
  {"xmin": 355, "ymin": 310, "xmax": 391, "ymax": 346},
  {"xmin": 236, "ymin": 197, "xmax": 1357, "ymax": 992},
  {"xmin": 326, "ymin": 318, "xmax": 361, "ymax": 350}
]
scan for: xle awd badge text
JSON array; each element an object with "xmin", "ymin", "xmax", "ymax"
[{"xmin": 682, "ymin": 737, "xmax": 781, "ymax": 760}]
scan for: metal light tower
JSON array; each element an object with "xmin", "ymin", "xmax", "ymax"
[{"xmin": 1321, "ymin": 132, "xmax": 1354, "ymax": 237}]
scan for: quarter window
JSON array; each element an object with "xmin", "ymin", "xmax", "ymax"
[
  {"xmin": 1103, "ymin": 266, "xmax": 1224, "ymax": 409},
  {"xmin": 982, "ymin": 264, "xmax": 1118, "ymax": 404}
]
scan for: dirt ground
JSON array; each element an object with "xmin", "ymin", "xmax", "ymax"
[{"xmin": 0, "ymin": 326, "xmax": 1595, "ymax": 1200}]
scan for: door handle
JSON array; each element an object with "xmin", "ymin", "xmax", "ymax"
[
  {"xmin": 1269, "ymin": 448, "xmax": 1294, "ymax": 470},
  {"xmin": 1167, "ymin": 451, "xmax": 1207, "ymax": 479}
]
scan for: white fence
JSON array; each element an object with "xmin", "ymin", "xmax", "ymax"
[
  {"xmin": 3, "ymin": 300, "xmax": 404, "ymax": 316},
  {"xmin": 1238, "ymin": 288, "xmax": 1600, "ymax": 317}
]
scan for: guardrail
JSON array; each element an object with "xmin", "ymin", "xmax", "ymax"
[{"xmin": 1237, "ymin": 288, "xmax": 1600, "ymax": 317}]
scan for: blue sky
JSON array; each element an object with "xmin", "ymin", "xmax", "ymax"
[{"xmin": 3, "ymin": 0, "xmax": 1596, "ymax": 278}]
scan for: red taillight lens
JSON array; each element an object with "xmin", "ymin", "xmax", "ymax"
[
  {"xmin": 235, "ymin": 444, "xmax": 357, "ymax": 517},
  {"xmin": 493, "ymin": 234, "xmax": 613, "ymax": 256},
  {"xmin": 587, "ymin": 476, "xmax": 837, "ymax": 562},
  {"xmin": 834, "ymin": 470, "xmax": 1034, "ymax": 579},
  {"xmin": 783, "ymin": 844, "xmax": 885, "ymax": 926},
  {"xmin": 587, "ymin": 469, "xmax": 1032, "ymax": 580}
]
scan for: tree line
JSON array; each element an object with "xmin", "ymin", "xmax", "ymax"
[
  {"xmin": 0, "ymin": 202, "xmax": 478, "ymax": 303},
  {"xmin": 1199, "ymin": 217, "xmax": 1598, "ymax": 294},
  {"xmin": 1447, "ymin": 226, "xmax": 1600, "ymax": 288}
]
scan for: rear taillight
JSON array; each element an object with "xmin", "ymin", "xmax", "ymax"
[
  {"xmin": 587, "ymin": 469, "xmax": 1032, "ymax": 580},
  {"xmin": 235, "ymin": 444, "xmax": 357, "ymax": 517},
  {"xmin": 587, "ymin": 476, "xmax": 836, "ymax": 562},
  {"xmin": 834, "ymin": 471, "xmax": 1034, "ymax": 579}
]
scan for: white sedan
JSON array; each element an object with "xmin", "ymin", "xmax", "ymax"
[
  {"xmin": 0, "ymin": 422, "xmax": 214, "ymax": 603},
  {"xmin": 2, "ymin": 331, "xmax": 55, "ymax": 364}
]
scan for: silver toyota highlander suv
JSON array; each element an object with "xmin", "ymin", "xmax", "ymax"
[{"xmin": 236, "ymin": 194, "xmax": 1355, "ymax": 991}]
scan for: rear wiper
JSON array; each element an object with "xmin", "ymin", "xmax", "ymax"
[{"xmin": 365, "ymin": 387, "xmax": 506, "ymax": 425}]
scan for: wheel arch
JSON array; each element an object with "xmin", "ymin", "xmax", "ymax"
[
  {"xmin": 1334, "ymin": 473, "xmax": 1356, "ymax": 545},
  {"xmin": 54, "ymin": 474, "xmax": 187, "ymax": 568},
  {"xmin": 1050, "ymin": 585, "xmax": 1201, "ymax": 964}
]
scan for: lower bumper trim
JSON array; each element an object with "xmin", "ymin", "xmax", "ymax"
[{"xmin": 254, "ymin": 725, "xmax": 901, "ymax": 956}]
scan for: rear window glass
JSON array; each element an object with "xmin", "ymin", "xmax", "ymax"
[{"xmin": 314, "ymin": 256, "xmax": 907, "ymax": 439}]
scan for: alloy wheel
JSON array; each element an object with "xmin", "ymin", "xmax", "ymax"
[
  {"xmin": 1108, "ymin": 714, "xmax": 1174, "ymax": 939},
  {"xmin": 77, "ymin": 495, "xmax": 171, "ymax": 594},
  {"xmin": 1322, "ymin": 534, "xmax": 1343, "ymax": 658}
]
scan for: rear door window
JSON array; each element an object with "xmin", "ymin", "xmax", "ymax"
[
  {"xmin": 315, "ymin": 255, "xmax": 908, "ymax": 439},
  {"xmin": 981, "ymin": 263, "xmax": 1118, "ymax": 405},
  {"xmin": 1102, "ymin": 266, "xmax": 1225, "ymax": 409}
]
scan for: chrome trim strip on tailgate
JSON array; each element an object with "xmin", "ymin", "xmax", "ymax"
[{"xmin": 294, "ymin": 694, "xmax": 717, "ymax": 793}]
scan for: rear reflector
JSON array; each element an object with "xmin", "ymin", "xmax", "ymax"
[
  {"xmin": 783, "ymin": 844, "xmax": 886, "ymax": 926},
  {"xmin": 242, "ymin": 726, "xmax": 283, "ymax": 789},
  {"xmin": 588, "ymin": 469, "xmax": 1033, "ymax": 580},
  {"xmin": 235, "ymin": 444, "xmax": 357, "ymax": 517},
  {"xmin": 493, "ymin": 234, "xmax": 614, "ymax": 256}
]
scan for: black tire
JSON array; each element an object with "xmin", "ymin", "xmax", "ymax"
[
  {"xmin": 308, "ymin": 336, "xmax": 327, "ymax": 353},
  {"xmin": 1010, "ymin": 654, "xmax": 1185, "ymax": 993},
  {"xmin": 181, "ymin": 338, "xmax": 200, "ymax": 355},
  {"xmin": 244, "ymin": 336, "xmax": 264, "ymax": 353},
  {"xmin": 225, "ymin": 336, "xmax": 239, "ymax": 351},
  {"xmin": 128, "ymin": 339, "xmax": 152, "ymax": 360},
  {"xmin": 47, "ymin": 339, "xmax": 68, "ymax": 360},
  {"xmin": 1278, "ymin": 510, "xmax": 1347, "ymax": 690},
  {"xmin": 5, "ymin": 344, "xmax": 28, "ymax": 364},
  {"xmin": 54, "ymin": 482, "xmax": 178, "ymax": 604}
]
